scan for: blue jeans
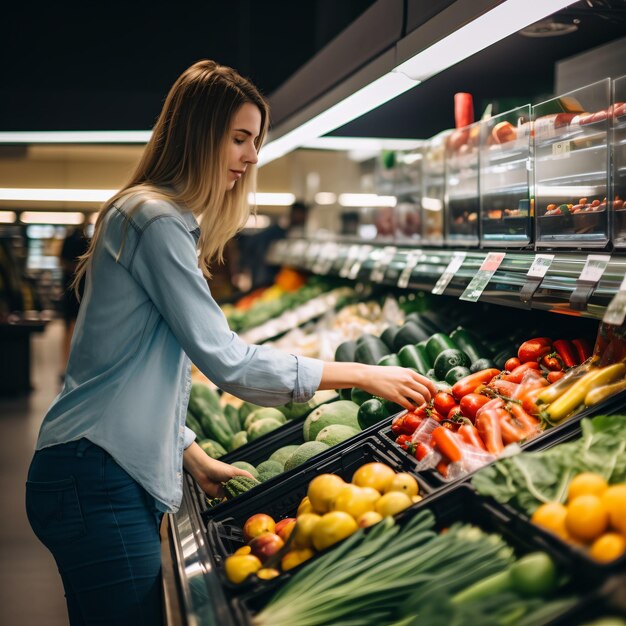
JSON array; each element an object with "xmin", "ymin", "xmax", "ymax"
[{"xmin": 25, "ymin": 438, "xmax": 164, "ymax": 625}]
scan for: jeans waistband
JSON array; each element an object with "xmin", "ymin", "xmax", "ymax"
[{"xmin": 38, "ymin": 438, "xmax": 104, "ymax": 459}]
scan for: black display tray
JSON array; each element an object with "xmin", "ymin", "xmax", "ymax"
[
  {"xmin": 204, "ymin": 437, "xmax": 432, "ymax": 593},
  {"xmin": 376, "ymin": 388, "xmax": 626, "ymax": 491},
  {"xmin": 230, "ymin": 484, "xmax": 618, "ymax": 625}
]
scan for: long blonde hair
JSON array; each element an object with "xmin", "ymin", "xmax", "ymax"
[{"xmin": 73, "ymin": 59, "xmax": 269, "ymax": 294}]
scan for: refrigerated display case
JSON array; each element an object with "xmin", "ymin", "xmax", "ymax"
[
  {"xmin": 421, "ymin": 132, "xmax": 448, "ymax": 246},
  {"xmin": 534, "ymin": 79, "xmax": 612, "ymax": 249},
  {"xmin": 394, "ymin": 148, "xmax": 423, "ymax": 243},
  {"xmin": 612, "ymin": 74, "xmax": 626, "ymax": 248},
  {"xmin": 480, "ymin": 105, "xmax": 533, "ymax": 248}
]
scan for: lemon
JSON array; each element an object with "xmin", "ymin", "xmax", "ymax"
[
  {"xmin": 565, "ymin": 494, "xmax": 608, "ymax": 543},
  {"xmin": 384, "ymin": 472, "xmax": 419, "ymax": 497},
  {"xmin": 297, "ymin": 496, "xmax": 314, "ymax": 516},
  {"xmin": 531, "ymin": 502, "xmax": 569, "ymax": 541},
  {"xmin": 356, "ymin": 511, "xmax": 383, "ymax": 528},
  {"xmin": 331, "ymin": 486, "xmax": 376, "ymax": 519},
  {"xmin": 567, "ymin": 472, "xmax": 609, "ymax": 501},
  {"xmin": 311, "ymin": 511, "xmax": 358, "ymax": 551},
  {"xmin": 292, "ymin": 513, "xmax": 321, "ymax": 549},
  {"xmin": 307, "ymin": 474, "xmax": 346, "ymax": 514},
  {"xmin": 352, "ymin": 463, "xmax": 396, "ymax": 493},
  {"xmin": 375, "ymin": 491, "xmax": 413, "ymax": 517},
  {"xmin": 601, "ymin": 484, "xmax": 626, "ymax": 535},
  {"xmin": 589, "ymin": 533, "xmax": 626, "ymax": 563}
]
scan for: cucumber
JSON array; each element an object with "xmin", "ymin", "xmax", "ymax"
[
  {"xmin": 405, "ymin": 312, "xmax": 442, "ymax": 337},
  {"xmin": 470, "ymin": 358, "xmax": 497, "ymax": 373},
  {"xmin": 434, "ymin": 349, "xmax": 471, "ymax": 381},
  {"xmin": 380, "ymin": 325, "xmax": 401, "ymax": 351},
  {"xmin": 377, "ymin": 353, "xmax": 401, "ymax": 367},
  {"xmin": 357, "ymin": 398, "xmax": 390, "ymax": 430},
  {"xmin": 335, "ymin": 340, "xmax": 357, "ymax": 363},
  {"xmin": 416, "ymin": 342, "xmax": 433, "ymax": 368},
  {"xmin": 351, "ymin": 387, "xmax": 373, "ymax": 405},
  {"xmin": 354, "ymin": 335, "xmax": 389, "ymax": 365},
  {"xmin": 392, "ymin": 321, "xmax": 430, "ymax": 352},
  {"xmin": 450, "ymin": 327, "xmax": 489, "ymax": 364},
  {"xmin": 398, "ymin": 344, "xmax": 430, "ymax": 375},
  {"xmin": 426, "ymin": 333, "xmax": 458, "ymax": 364},
  {"xmin": 445, "ymin": 366, "xmax": 471, "ymax": 385}
]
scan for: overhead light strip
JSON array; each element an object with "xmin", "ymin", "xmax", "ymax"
[
  {"xmin": 258, "ymin": 0, "xmax": 574, "ymax": 167},
  {"xmin": 0, "ymin": 211, "xmax": 17, "ymax": 223},
  {"xmin": 21, "ymin": 212, "xmax": 86, "ymax": 225},
  {"xmin": 0, "ymin": 131, "xmax": 151, "ymax": 144},
  {"xmin": 0, "ymin": 188, "xmax": 117, "ymax": 202}
]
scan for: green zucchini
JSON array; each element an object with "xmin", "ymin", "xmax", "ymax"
[
  {"xmin": 398, "ymin": 344, "xmax": 430, "ymax": 375},
  {"xmin": 426, "ymin": 333, "xmax": 458, "ymax": 364},
  {"xmin": 377, "ymin": 353, "xmax": 401, "ymax": 367},
  {"xmin": 335, "ymin": 340, "xmax": 358, "ymax": 363},
  {"xmin": 416, "ymin": 342, "xmax": 433, "ymax": 367},
  {"xmin": 354, "ymin": 335, "xmax": 389, "ymax": 365},
  {"xmin": 392, "ymin": 321, "xmax": 430, "ymax": 352},
  {"xmin": 357, "ymin": 398, "xmax": 390, "ymax": 430},
  {"xmin": 445, "ymin": 366, "xmax": 472, "ymax": 385},
  {"xmin": 380, "ymin": 325, "xmax": 401, "ymax": 351},
  {"xmin": 434, "ymin": 349, "xmax": 471, "ymax": 380},
  {"xmin": 405, "ymin": 312, "xmax": 442, "ymax": 337},
  {"xmin": 470, "ymin": 358, "xmax": 497, "ymax": 373},
  {"xmin": 450, "ymin": 327, "xmax": 489, "ymax": 364}
]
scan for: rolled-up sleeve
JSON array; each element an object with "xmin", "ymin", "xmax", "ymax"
[
  {"xmin": 130, "ymin": 216, "xmax": 323, "ymax": 405},
  {"xmin": 183, "ymin": 426, "xmax": 196, "ymax": 449}
]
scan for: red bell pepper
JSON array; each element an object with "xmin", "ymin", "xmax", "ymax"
[
  {"xmin": 553, "ymin": 339, "xmax": 579, "ymax": 368},
  {"xmin": 518, "ymin": 338, "xmax": 552, "ymax": 363},
  {"xmin": 476, "ymin": 408, "xmax": 505, "ymax": 454},
  {"xmin": 432, "ymin": 426, "xmax": 463, "ymax": 463},
  {"xmin": 572, "ymin": 338, "xmax": 592, "ymax": 363},
  {"xmin": 452, "ymin": 368, "xmax": 501, "ymax": 400},
  {"xmin": 458, "ymin": 423, "xmax": 487, "ymax": 451}
]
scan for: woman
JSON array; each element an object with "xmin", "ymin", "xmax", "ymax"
[{"xmin": 25, "ymin": 60, "xmax": 435, "ymax": 625}]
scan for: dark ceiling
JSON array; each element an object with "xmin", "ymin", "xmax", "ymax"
[{"xmin": 0, "ymin": 0, "xmax": 376, "ymax": 131}]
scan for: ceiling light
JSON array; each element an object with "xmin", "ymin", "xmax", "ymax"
[
  {"xmin": 20, "ymin": 212, "xmax": 86, "ymax": 225},
  {"xmin": 339, "ymin": 194, "xmax": 397, "ymax": 207},
  {"xmin": 248, "ymin": 192, "xmax": 296, "ymax": 206},
  {"xmin": 315, "ymin": 192, "xmax": 337, "ymax": 205},
  {"xmin": 0, "ymin": 131, "xmax": 151, "ymax": 144},
  {"xmin": 519, "ymin": 17, "xmax": 578, "ymax": 38},
  {"xmin": 0, "ymin": 211, "xmax": 17, "ymax": 223},
  {"xmin": 0, "ymin": 188, "xmax": 117, "ymax": 202}
]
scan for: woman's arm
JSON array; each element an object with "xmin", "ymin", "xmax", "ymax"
[
  {"xmin": 319, "ymin": 362, "xmax": 436, "ymax": 410},
  {"xmin": 183, "ymin": 441, "xmax": 254, "ymax": 497}
]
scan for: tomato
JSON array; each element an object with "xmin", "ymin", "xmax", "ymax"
[
  {"xmin": 403, "ymin": 412, "xmax": 423, "ymax": 434},
  {"xmin": 518, "ymin": 338, "xmax": 552, "ymax": 363},
  {"xmin": 447, "ymin": 405, "xmax": 463, "ymax": 420},
  {"xmin": 547, "ymin": 370, "xmax": 565, "ymax": 384},
  {"xmin": 505, "ymin": 357, "xmax": 521, "ymax": 371},
  {"xmin": 391, "ymin": 414, "xmax": 406, "ymax": 435},
  {"xmin": 541, "ymin": 353, "xmax": 563, "ymax": 371},
  {"xmin": 395, "ymin": 434, "xmax": 412, "ymax": 450},
  {"xmin": 459, "ymin": 393, "xmax": 491, "ymax": 421},
  {"xmin": 411, "ymin": 441, "xmax": 432, "ymax": 461},
  {"xmin": 433, "ymin": 392, "xmax": 457, "ymax": 418}
]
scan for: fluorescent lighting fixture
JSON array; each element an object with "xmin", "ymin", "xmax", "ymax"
[
  {"xmin": 536, "ymin": 185, "xmax": 598, "ymax": 197},
  {"xmin": 395, "ymin": 0, "xmax": 575, "ymax": 81},
  {"xmin": 0, "ymin": 211, "xmax": 17, "ymax": 223},
  {"xmin": 0, "ymin": 188, "xmax": 117, "ymax": 202},
  {"xmin": 258, "ymin": 72, "xmax": 418, "ymax": 167},
  {"xmin": 0, "ymin": 131, "xmax": 151, "ymax": 144},
  {"xmin": 21, "ymin": 212, "xmax": 86, "ymax": 225},
  {"xmin": 422, "ymin": 197, "xmax": 443, "ymax": 211},
  {"xmin": 339, "ymin": 194, "xmax": 397, "ymax": 207},
  {"xmin": 302, "ymin": 137, "xmax": 423, "ymax": 152},
  {"xmin": 243, "ymin": 214, "xmax": 271, "ymax": 229},
  {"xmin": 315, "ymin": 192, "xmax": 337, "ymax": 205},
  {"xmin": 248, "ymin": 192, "xmax": 295, "ymax": 206}
]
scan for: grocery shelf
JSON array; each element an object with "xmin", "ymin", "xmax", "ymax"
[{"xmin": 268, "ymin": 238, "xmax": 626, "ymax": 321}]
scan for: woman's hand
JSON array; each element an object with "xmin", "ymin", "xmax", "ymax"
[
  {"xmin": 318, "ymin": 362, "xmax": 436, "ymax": 410},
  {"xmin": 183, "ymin": 442, "xmax": 254, "ymax": 497}
]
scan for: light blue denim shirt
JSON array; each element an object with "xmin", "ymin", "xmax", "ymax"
[{"xmin": 36, "ymin": 196, "xmax": 323, "ymax": 512}]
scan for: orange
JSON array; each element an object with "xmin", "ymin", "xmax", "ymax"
[
  {"xmin": 567, "ymin": 473, "xmax": 608, "ymax": 501},
  {"xmin": 589, "ymin": 533, "xmax": 626, "ymax": 563},
  {"xmin": 530, "ymin": 502, "xmax": 569, "ymax": 540},
  {"xmin": 565, "ymin": 495, "xmax": 608, "ymax": 543},
  {"xmin": 352, "ymin": 463, "xmax": 396, "ymax": 493},
  {"xmin": 601, "ymin": 484, "xmax": 626, "ymax": 535},
  {"xmin": 307, "ymin": 474, "xmax": 346, "ymax": 514},
  {"xmin": 384, "ymin": 473, "xmax": 419, "ymax": 497}
]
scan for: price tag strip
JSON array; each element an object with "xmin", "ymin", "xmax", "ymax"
[
  {"xmin": 397, "ymin": 250, "xmax": 422, "ymax": 289},
  {"xmin": 370, "ymin": 246, "xmax": 397, "ymax": 283},
  {"xmin": 459, "ymin": 252, "xmax": 505, "ymax": 302},
  {"xmin": 603, "ymin": 273, "xmax": 626, "ymax": 326},
  {"xmin": 432, "ymin": 251, "xmax": 467, "ymax": 295},
  {"xmin": 348, "ymin": 245, "xmax": 373, "ymax": 280},
  {"xmin": 520, "ymin": 254, "xmax": 554, "ymax": 303},
  {"xmin": 339, "ymin": 245, "xmax": 361, "ymax": 278},
  {"xmin": 570, "ymin": 254, "xmax": 611, "ymax": 312}
]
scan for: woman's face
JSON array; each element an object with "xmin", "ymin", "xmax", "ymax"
[{"xmin": 226, "ymin": 103, "xmax": 261, "ymax": 190}]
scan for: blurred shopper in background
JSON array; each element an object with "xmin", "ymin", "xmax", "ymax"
[
  {"xmin": 25, "ymin": 60, "xmax": 435, "ymax": 625},
  {"xmin": 59, "ymin": 225, "xmax": 89, "ymax": 378}
]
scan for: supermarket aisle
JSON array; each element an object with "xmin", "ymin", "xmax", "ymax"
[{"xmin": 0, "ymin": 320, "xmax": 68, "ymax": 626}]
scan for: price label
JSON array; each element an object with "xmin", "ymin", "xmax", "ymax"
[
  {"xmin": 432, "ymin": 252, "xmax": 466, "ymax": 295},
  {"xmin": 579, "ymin": 254, "xmax": 611, "ymax": 283},
  {"xmin": 603, "ymin": 273, "xmax": 626, "ymax": 326},
  {"xmin": 397, "ymin": 250, "xmax": 421, "ymax": 289},
  {"xmin": 340, "ymin": 245, "xmax": 360, "ymax": 278},
  {"xmin": 552, "ymin": 141, "xmax": 571, "ymax": 158},
  {"xmin": 370, "ymin": 246, "xmax": 396, "ymax": 283},
  {"xmin": 460, "ymin": 252, "xmax": 506, "ymax": 302},
  {"xmin": 348, "ymin": 245, "xmax": 372, "ymax": 280},
  {"xmin": 527, "ymin": 254, "xmax": 554, "ymax": 279}
]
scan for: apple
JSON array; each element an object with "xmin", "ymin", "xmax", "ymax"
[
  {"xmin": 275, "ymin": 518, "xmax": 296, "ymax": 542},
  {"xmin": 243, "ymin": 513, "xmax": 275, "ymax": 542},
  {"xmin": 249, "ymin": 533, "xmax": 284, "ymax": 563}
]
